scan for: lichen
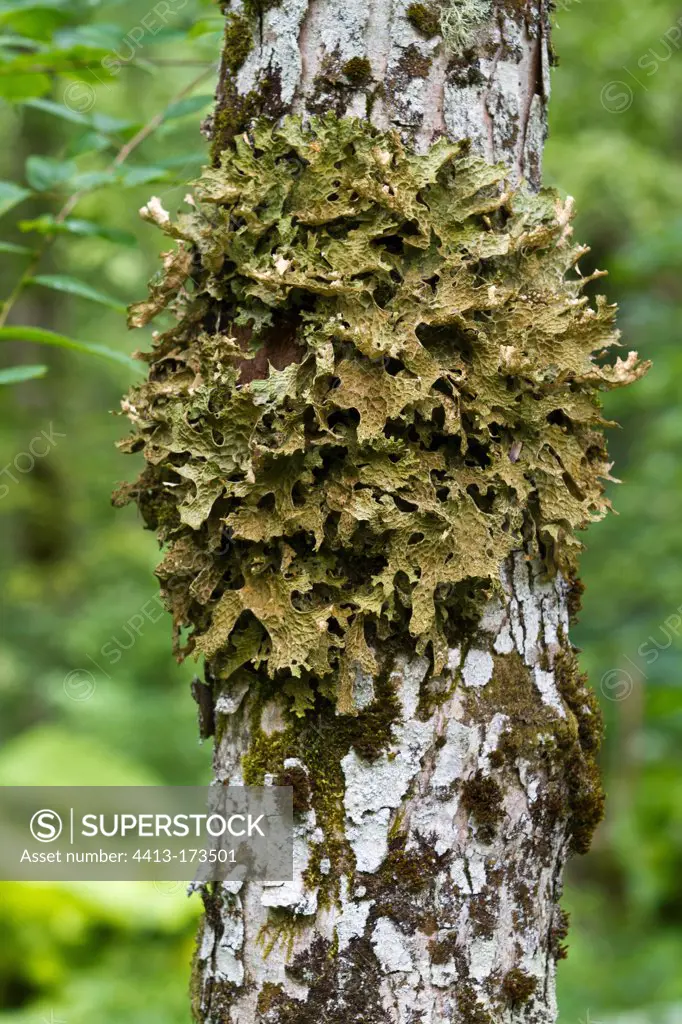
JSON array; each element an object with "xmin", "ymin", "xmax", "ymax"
[
  {"xmin": 407, "ymin": 3, "xmax": 441, "ymax": 38},
  {"xmin": 239, "ymin": 663, "xmax": 402, "ymax": 896},
  {"xmin": 119, "ymin": 114, "xmax": 646, "ymax": 719},
  {"xmin": 440, "ymin": 0, "xmax": 492, "ymax": 52}
]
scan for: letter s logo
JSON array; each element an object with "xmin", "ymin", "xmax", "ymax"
[{"xmin": 30, "ymin": 809, "xmax": 63, "ymax": 843}]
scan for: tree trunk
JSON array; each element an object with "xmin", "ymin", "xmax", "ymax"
[
  {"xmin": 190, "ymin": 3, "xmax": 592, "ymax": 1024},
  {"xmin": 119, "ymin": 2, "xmax": 645, "ymax": 1022}
]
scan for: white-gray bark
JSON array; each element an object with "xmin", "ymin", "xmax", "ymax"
[
  {"xmin": 210, "ymin": 0, "xmax": 551, "ymax": 186},
  {"xmin": 192, "ymin": 4, "xmax": 599, "ymax": 1023},
  {"xmin": 194, "ymin": 554, "xmax": 599, "ymax": 1024}
]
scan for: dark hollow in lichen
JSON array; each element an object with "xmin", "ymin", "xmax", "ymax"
[
  {"xmin": 342, "ymin": 57, "xmax": 373, "ymax": 86},
  {"xmin": 119, "ymin": 114, "xmax": 646, "ymax": 722},
  {"xmin": 407, "ymin": 2, "xmax": 441, "ymax": 38}
]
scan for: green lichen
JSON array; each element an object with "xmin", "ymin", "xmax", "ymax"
[
  {"xmin": 342, "ymin": 56, "xmax": 372, "ymax": 86},
  {"xmin": 120, "ymin": 114, "xmax": 645, "ymax": 717},
  {"xmin": 407, "ymin": 2, "xmax": 441, "ymax": 38},
  {"xmin": 440, "ymin": 0, "xmax": 492, "ymax": 52}
]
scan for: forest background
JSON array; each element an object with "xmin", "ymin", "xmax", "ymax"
[{"xmin": 0, "ymin": 1, "xmax": 680, "ymax": 1021}]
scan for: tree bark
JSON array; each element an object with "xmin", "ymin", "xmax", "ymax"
[{"xmin": 190, "ymin": 4, "xmax": 600, "ymax": 1024}]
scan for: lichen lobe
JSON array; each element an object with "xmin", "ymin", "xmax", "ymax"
[{"xmin": 119, "ymin": 114, "xmax": 646, "ymax": 717}]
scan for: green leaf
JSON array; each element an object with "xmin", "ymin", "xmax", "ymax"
[
  {"xmin": 188, "ymin": 19, "xmax": 223, "ymax": 39},
  {"xmin": 117, "ymin": 165, "xmax": 170, "ymax": 187},
  {"xmin": 90, "ymin": 112, "xmax": 139, "ymax": 133},
  {"xmin": 66, "ymin": 130, "xmax": 111, "ymax": 157},
  {"xmin": 25, "ymin": 154, "xmax": 76, "ymax": 191},
  {"xmin": 0, "ymin": 240, "xmax": 32, "ymax": 254},
  {"xmin": 23, "ymin": 96, "xmax": 92, "ymax": 125},
  {"xmin": 0, "ymin": 326, "xmax": 141, "ymax": 372},
  {"xmin": 0, "ymin": 68, "xmax": 51, "ymax": 101},
  {"xmin": 19, "ymin": 214, "xmax": 137, "ymax": 246},
  {"xmin": 0, "ymin": 363, "xmax": 47, "ymax": 384},
  {"xmin": 0, "ymin": 3, "xmax": 70, "ymax": 40},
  {"xmin": 53, "ymin": 23, "xmax": 124, "ymax": 50},
  {"xmin": 0, "ymin": 181, "xmax": 31, "ymax": 217},
  {"xmin": 68, "ymin": 169, "xmax": 115, "ymax": 190},
  {"xmin": 30, "ymin": 274, "xmax": 126, "ymax": 312},
  {"xmin": 163, "ymin": 94, "xmax": 213, "ymax": 121}
]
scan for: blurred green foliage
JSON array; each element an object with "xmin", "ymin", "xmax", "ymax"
[
  {"xmin": 546, "ymin": 2, "xmax": 682, "ymax": 1020},
  {"xmin": 0, "ymin": 0, "xmax": 680, "ymax": 1021}
]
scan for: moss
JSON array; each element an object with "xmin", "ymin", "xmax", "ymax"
[
  {"xmin": 417, "ymin": 674, "xmax": 451, "ymax": 719},
  {"xmin": 428, "ymin": 930, "xmax": 459, "ymax": 964},
  {"xmin": 257, "ymin": 981, "xmax": 285, "ymax": 1015},
  {"xmin": 567, "ymin": 575, "xmax": 585, "ymax": 623},
  {"xmin": 398, "ymin": 43, "xmax": 433, "ymax": 78},
  {"xmin": 361, "ymin": 834, "xmax": 446, "ymax": 931},
  {"xmin": 242, "ymin": 0, "xmax": 280, "ymax": 17},
  {"xmin": 210, "ymin": 72, "xmax": 282, "ymax": 164},
  {"xmin": 222, "ymin": 12, "xmax": 253, "ymax": 76},
  {"xmin": 277, "ymin": 763, "xmax": 311, "ymax": 814},
  {"xmin": 550, "ymin": 905, "xmax": 571, "ymax": 961},
  {"xmin": 271, "ymin": 934, "xmax": 388, "ymax": 1024},
  {"xmin": 502, "ymin": 967, "xmax": 538, "ymax": 1005},
  {"xmin": 458, "ymin": 984, "xmax": 493, "ymax": 1024},
  {"xmin": 460, "ymin": 770, "xmax": 504, "ymax": 842},
  {"xmin": 258, "ymin": 907, "xmax": 304, "ymax": 959},
  {"xmin": 555, "ymin": 648, "xmax": 605, "ymax": 853},
  {"xmin": 342, "ymin": 57, "xmax": 372, "ymax": 86},
  {"xmin": 406, "ymin": 2, "xmax": 441, "ymax": 38}
]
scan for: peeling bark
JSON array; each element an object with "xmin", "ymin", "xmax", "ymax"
[{"xmin": 191, "ymin": 3, "xmax": 597, "ymax": 1023}]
